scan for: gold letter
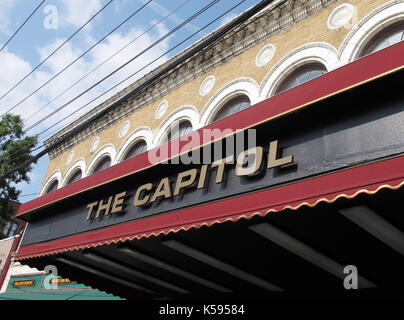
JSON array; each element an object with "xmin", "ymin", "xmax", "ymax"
[
  {"xmin": 111, "ymin": 191, "xmax": 127, "ymax": 214},
  {"xmin": 133, "ymin": 183, "xmax": 152, "ymax": 206},
  {"xmin": 95, "ymin": 196, "xmax": 113, "ymax": 218},
  {"xmin": 267, "ymin": 140, "xmax": 293, "ymax": 169},
  {"xmin": 151, "ymin": 178, "xmax": 172, "ymax": 202},
  {"xmin": 211, "ymin": 155, "xmax": 234, "ymax": 184},
  {"xmin": 174, "ymin": 169, "xmax": 197, "ymax": 196},
  {"xmin": 236, "ymin": 147, "xmax": 263, "ymax": 176},
  {"xmin": 86, "ymin": 201, "xmax": 98, "ymax": 220},
  {"xmin": 197, "ymin": 165, "xmax": 208, "ymax": 189}
]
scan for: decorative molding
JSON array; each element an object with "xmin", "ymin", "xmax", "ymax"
[
  {"xmin": 255, "ymin": 43, "xmax": 276, "ymax": 67},
  {"xmin": 90, "ymin": 136, "xmax": 100, "ymax": 154},
  {"xmin": 86, "ymin": 144, "xmax": 117, "ymax": 176},
  {"xmin": 327, "ymin": 3, "xmax": 355, "ymax": 30},
  {"xmin": 116, "ymin": 127, "xmax": 153, "ymax": 163},
  {"xmin": 38, "ymin": 170, "xmax": 62, "ymax": 197},
  {"xmin": 119, "ymin": 120, "xmax": 130, "ymax": 138},
  {"xmin": 200, "ymin": 77, "xmax": 260, "ymax": 127},
  {"xmin": 61, "ymin": 158, "xmax": 86, "ymax": 187},
  {"xmin": 155, "ymin": 100, "xmax": 168, "ymax": 119},
  {"xmin": 153, "ymin": 105, "xmax": 200, "ymax": 147},
  {"xmin": 65, "ymin": 150, "xmax": 74, "ymax": 165},
  {"xmin": 260, "ymin": 42, "xmax": 339, "ymax": 98},
  {"xmin": 45, "ymin": 0, "xmax": 338, "ymax": 159},
  {"xmin": 339, "ymin": 0, "xmax": 404, "ymax": 63},
  {"xmin": 199, "ymin": 75, "xmax": 216, "ymax": 96}
]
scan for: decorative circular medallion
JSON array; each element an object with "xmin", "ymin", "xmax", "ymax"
[
  {"xmin": 199, "ymin": 75, "xmax": 215, "ymax": 96},
  {"xmin": 155, "ymin": 100, "xmax": 168, "ymax": 119},
  {"xmin": 255, "ymin": 43, "xmax": 276, "ymax": 67},
  {"xmin": 327, "ymin": 3, "xmax": 355, "ymax": 30},
  {"xmin": 90, "ymin": 136, "xmax": 100, "ymax": 153},
  {"xmin": 119, "ymin": 120, "xmax": 130, "ymax": 137},
  {"xmin": 66, "ymin": 151, "xmax": 74, "ymax": 165}
]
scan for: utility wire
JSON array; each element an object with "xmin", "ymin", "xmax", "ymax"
[
  {"xmin": 0, "ymin": 0, "xmax": 115, "ymax": 116},
  {"xmin": 0, "ymin": 0, "xmax": 219, "ymax": 165},
  {"xmin": 11, "ymin": 0, "xmax": 250, "ymax": 171},
  {"xmin": 36, "ymin": 0, "xmax": 247, "ymax": 139},
  {"xmin": 0, "ymin": 0, "xmax": 197, "ymax": 164},
  {"xmin": 2, "ymin": 0, "xmax": 277, "ymax": 181},
  {"xmin": 18, "ymin": 193, "xmax": 39, "ymax": 198},
  {"xmin": 3, "ymin": 0, "xmax": 266, "ymax": 165},
  {"xmin": 23, "ymin": 0, "xmax": 192, "ymax": 125},
  {"xmin": 24, "ymin": 0, "xmax": 219, "ymax": 133},
  {"xmin": 0, "ymin": 0, "xmax": 46, "ymax": 54},
  {"xmin": 4, "ymin": 0, "xmax": 267, "ymax": 167},
  {"xmin": 2, "ymin": 0, "xmax": 153, "ymax": 119}
]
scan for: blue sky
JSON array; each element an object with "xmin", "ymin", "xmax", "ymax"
[{"xmin": 0, "ymin": 0, "xmax": 261, "ymax": 203}]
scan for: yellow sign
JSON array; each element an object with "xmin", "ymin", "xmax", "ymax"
[
  {"xmin": 49, "ymin": 278, "xmax": 77, "ymax": 285},
  {"xmin": 12, "ymin": 279, "xmax": 36, "ymax": 288}
]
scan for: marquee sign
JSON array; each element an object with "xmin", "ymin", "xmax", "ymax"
[
  {"xmin": 86, "ymin": 140, "xmax": 293, "ymax": 221},
  {"xmin": 17, "ymin": 46, "xmax": 404, "ymax": 249}
]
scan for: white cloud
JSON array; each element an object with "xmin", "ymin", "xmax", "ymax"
[
  {"xmin": 138, "ymin": 0, "xmax": 203, "ymax": 35},
  {"xmin": 0, "ymin": 49, "xmax": 47, "ymax": 115},
  {"xmin": 1, "ymin": 1, "xmax": 175, "ymax": 199},
  {"xmin": 0, "ymin": 22, "xmax": 170, "ymax": 139},
  {"xmin": 114, "ymin": 0, "xmax": 128, "ymax": 13},
  {"xmin": 0, "ymin": 0, "xmax": 21, "ymax": 35},
  {"xmin": 59, "ymin": 0, "xmax": 103, "ymax": 28}
]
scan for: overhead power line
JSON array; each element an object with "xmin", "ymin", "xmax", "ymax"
[
  {"xmin": 0, "ymin": 0, "xmax": 115, "ymax": 116},
  {"xmin": 36, "ymin": 0, "xmax": 249, "ymax": 138},
  {"xmin": 4, "ymin": 0, "xmax": 271, "ymax": 167},
  {"xmin": 0, "ymin": 0, "xmax": 196, "ymax": 164},
  {"xmin": 1, "ymin": 0, "xmax": 153, "ymax": 119},
  {"xmin": 24, "ymin": 0, "xmax": 220, "ymax": 133},
  {"xmin": 24, "ymin": 0, "xmax": 192, "ymax": 125},
  {"xmin": 0, "ymin": 0, "xmax": 46, "ymax": 54},
  {"xmin": 1, "ymin": 0, "xmax": 219, "ymax": 166},
  {"xmin": 3, "ymin": 0, "xmax": 278, "ymax": 183},
  {"xmin": 18, "ymin": 193, "xmax": 39, "ymax": 198}
]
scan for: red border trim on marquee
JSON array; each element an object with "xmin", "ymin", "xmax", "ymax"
[
  {"xmin": 15, "ymin": 41, "xmax": 404, "ymax": 218},
  {"xmin": 17, "ymin": 154, "xmax": 404, "ymax": 259}
]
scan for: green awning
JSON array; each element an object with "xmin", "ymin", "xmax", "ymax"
[{"xmin": 0, "ymin": 289, "xmax": 124, "ymax": 300}]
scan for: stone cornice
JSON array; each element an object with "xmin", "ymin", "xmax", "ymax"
[{"xmin": 46, "ymin": 0, "xmax": 337, "ymax": 159}]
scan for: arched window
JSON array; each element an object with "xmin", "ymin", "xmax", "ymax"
[
  {"xmin": 65, "ymin": 169, "xmax": 82, "ymax": 185},
  {"xmin": 44, "ymin": 179, "xmax": 58, "ymax": 194},
  {"xmin": 212, "ymin": 95, "xmax": 251, "ymax": 123},
  {"xmin": 122, "ymin": 140, "xmax": 147, "ymax": 161},
  {"xmin": 166, "ymin": 120, "xmax": 193, "ymax": 142},
  {"xmin": 91, "ymin": 156, "xmax": 111, "ymax": 174},
  {"xmin": 276, "ymin": 63, "xmax": 327, "ymax": 94},
  {"xmin": 361, "ymin": 22, "xmax": 404, "ymax": 57}
]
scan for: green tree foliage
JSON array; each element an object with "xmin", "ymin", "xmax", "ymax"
[{"xmin": 0, "ymin": 114, "xmax": 38, "ymax": 230}]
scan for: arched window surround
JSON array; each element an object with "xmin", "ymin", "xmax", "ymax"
[
  {"xmin": 260, "ymin": 42, "xmax": 336, "ymax": 99},
  {"xmin": 200, "ymin": 77, "xmax": 259, "ymax": 127},
  {"xmin": 61, "ymin": 158, "xmax": 86, "ymax": 187},
  {"xmin": 116, "ymin": 127, "xmax": 153, "ymax": 163},
  {"xmin": 211, "ymin": 95, "xmax": 251, "ymax": 123},
  {"xmin": 153, "ymin": 105, "xmax": 200, "ymax": 147},
  {"xmin": 274, "ymin": 62, "xmax": 327, "ymax": 95},
  {"xmin": 86, "ymin": 144, "xmax": 116, "ymax": 176},
  {"xmin": 359, "ymin": 21, "xmax": 404, "ymax": 57},
  {"xmin": 339, "ymin": 1, "xmax": 404, "ymax": 63},
  {"xmin": 39, "ymin": 170, "xmax": 62, "ymax": 196},
  {"xmin": 90, "ymin": 156, "xmax": 112, "ymax": 174}
]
